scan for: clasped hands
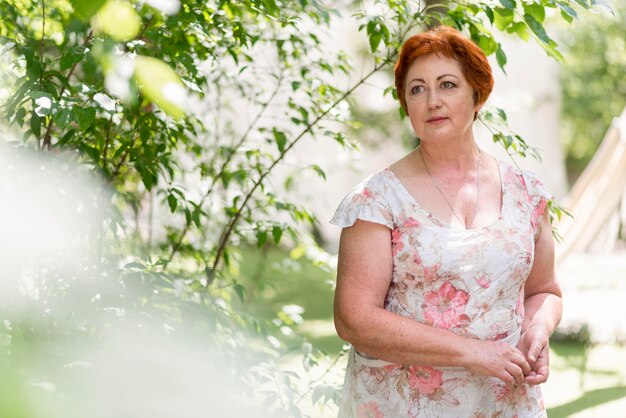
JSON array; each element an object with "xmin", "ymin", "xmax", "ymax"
[{"xmin": 464, "ymin": 325, "xmax": 549, "ymax": 387}]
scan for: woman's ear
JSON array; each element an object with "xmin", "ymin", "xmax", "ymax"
[{"xmin": 473, "ymin": 102, "xmax": 483, "ymax": 121}]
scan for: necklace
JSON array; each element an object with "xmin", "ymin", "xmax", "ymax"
[{"xmin": 419, "ymin": 147, "xmax": 480, "ymax": 228}]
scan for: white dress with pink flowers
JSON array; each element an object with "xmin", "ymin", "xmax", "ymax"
[{"xmin": 330, "ymin": 161, "xmax": 551, "ymax": 418}]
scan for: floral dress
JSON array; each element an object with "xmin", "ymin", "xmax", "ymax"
[{"xmin": 330, "ymin": 160, "xmax": 552, "ymax": 418}]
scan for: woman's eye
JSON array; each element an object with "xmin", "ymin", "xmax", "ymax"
[
  {"xmin": 411, "ymin": 85, "xmax": 424, "ymax": 94},
  {"xmin": 441, "ymin": 81, "xmax": 456, "ymax": 89}
]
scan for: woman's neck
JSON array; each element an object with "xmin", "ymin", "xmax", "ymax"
[{"xmin": 416, "ymin": 140, "xmax": 481, "ymax": 174}]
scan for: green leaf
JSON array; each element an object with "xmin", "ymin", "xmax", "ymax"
[
  {"xmin": 134, "ymin": 56, "xmax": 186, "ymax": 119},
  {"xmin": 556, "ymin": 2, "xmax": 578, "ymax": 19},
  {"xmin": 380, "ymin": 23, "xmax": 390, "ymax": 44},
  {"xmin": 192, "ymin": 208, "xmax": 202, "ymax": 228},
  {"xmin": 311, "ymin": 164, "xmax": 326, "ymax": 180},
  {"xmin": 495, "ymin": 46, "xmax": 507, "ymax": 73},
  {"xmin": 123, "ymin": 262, "xmax": 146, "ymax": 269},
  {"xmin": 398, "ymin": 105, "xmax": 406, "ymax": 120},
  {"xmin": 484, "ymin": 6, "xmax": 495, "ymax": 24},
  {"xmin": 508, "ymin": 22, "xmax": 530, "ymax": 41},
  {"xmin": 167, "ymin": 194, "xmax": 177, "ymax": 213},
  {"xmin": 591, "ymin": 0, "xmax": 614, "ymax": 14},
  {"xmin": 572, "ymin": 0, "xmax": 589, "ymax": 8},
  {"xmin": 70, "ymin": 0, "xmax": 107, "ymax": 20},
  {"xmin": 54, "ymin": 107, "xmax": 73, "ymax": 129},
  {"xmin": 559, "ymin": 9, "xmax": 574, "ymax": 23},
  {"xmin": 75, "ymin": 107, "xmax": 96, "ymax": 130},
  {"xmin": 367, "ymin": 20, "xmax": 383, "ymax": 52},
  {"xmin": 256, "ymin": 228, "xmax": 267, "ymax": 248},
  {"xmin": 369, "ymin": 32, "xmax": 382, "ymax": 53},
  {"xmin": 493, "ymin": 7, "xmax": 514, "ymax": 31},
  {"xmin": 522, "ymin": 2, "xmax": 546, "ymax": 23},
  {"xmin": 523, "ymin": 13, "xmax": 550, "ymax": 44},
  {"xmin": 499, "ymin": 0, "xmax": 516, "ymax": 9},
  {"xmin": 60, "ymin": 45, "xmax": 87, "ymax": 70},
  {"xmin": 94, "ymin": 0, "xmax": 141, "ymax": 41},
  {"xmin": 29, "ymin": 112, "xmax": 42, "ymax": 139},
  {"xmin": 477, "ymin": 35, "xmax": 497, "ymax": 55},
  {"xmin": 27, "ymin": 91, "xmax": 52, "ymax": 100},
  {"xmin": 272, "ymin": 226, "xmax": 283, "ymax": 244},
  {"xmin": 273, "ymin": 128, "xmax": 287, "ymax": 153},
  {"xmin": 539, "ymin": 39, "xmax": 565, "ymax": 62},
  {"xmin": 14, "ymin": 107, "xmax": 26, "ymax": 127},
  {"xmin": 496, "ymin": 108, "xmax": 508, "ymax": 122},
  {"xmin": 233, "ymin": 283, "xmax": 247, "ymax": 303},
  {"xmin": 58, "ymin": 129, "xmax": 76, "ymax": 146}
]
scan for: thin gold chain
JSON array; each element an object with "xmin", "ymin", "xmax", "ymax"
[{"xmin": 419, "ymin": 147, "xmax": 480, "ymax": 228}]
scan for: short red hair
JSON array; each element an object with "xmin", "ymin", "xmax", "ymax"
[{"xmin": 394, "ymin": 25, "xmax": 494, "ymax": 114}]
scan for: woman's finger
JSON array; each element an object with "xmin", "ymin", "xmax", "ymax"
[{"xmin": 505, "ymin": 363, "xmax": 525, "ymax": 387}]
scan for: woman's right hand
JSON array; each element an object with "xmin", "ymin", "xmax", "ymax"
[{"xmin": 462, "ymin": 339, "xmax": 531, "ymax": 386}]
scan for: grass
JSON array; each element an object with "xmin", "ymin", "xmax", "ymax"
[
  {"xmin": 237, "ymin": 245, "xmax": 343, "ymax": 355},
  {"xmin": 238, "ymin": 245, "xmax": 626, "ymax": 417}
]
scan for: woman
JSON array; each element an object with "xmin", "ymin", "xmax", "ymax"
[{"xmin": 330, "ymin": 26, "xmax": 562, "ymax": 417}]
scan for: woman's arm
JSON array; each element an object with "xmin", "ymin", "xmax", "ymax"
[
  {"xmin": 518, "ymin": 209, "xmax": 563, "ymax": 384},
  {"xmin": 334, "ymin": 219, "xmax": 531, "ymax": 386}
]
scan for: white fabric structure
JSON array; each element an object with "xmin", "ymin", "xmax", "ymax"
[{"xmin": 555, "ymin": 107, "xmax": 626, "ymax": 262}]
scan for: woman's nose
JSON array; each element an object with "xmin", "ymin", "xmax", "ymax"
[{"xmin": 427, "ymin": 89, "xmax": 442, "ymax": 108}]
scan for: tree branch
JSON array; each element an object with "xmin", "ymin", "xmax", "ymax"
[
  {"xmin": 102, "ymin": 113, "xmax": 113, "ymax": 171},
  {"xmin": 42, "ymin": 30, "xmax": 94, "ymax": 150},
  {"xmin": 206, "ymin": 57, "xmax": 395, "ymax": 290},
  {"xmin": 109, "ymin": 132, "xmax": 139, "ymax": 182},
  {"xmin": 166, "ymin": 73, "xmax": 284, "ymax": 262}
]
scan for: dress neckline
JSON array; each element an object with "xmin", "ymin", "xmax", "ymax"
[{"xmin": 383, "ymin": 159, "xmax": 506, "ymax": 232}]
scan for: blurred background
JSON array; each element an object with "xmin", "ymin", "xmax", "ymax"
[{"xmin": 0, "ymin": 0, "xmax": 624, "ymax": 417}]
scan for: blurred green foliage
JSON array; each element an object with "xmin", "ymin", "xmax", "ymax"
[
  {"xmin": 0, "ymin": 0, "xmax": 606, "ymax": 416},
  {"xmin": 558, "ymin": 2, "xmax": 626, "ymax": 182}
]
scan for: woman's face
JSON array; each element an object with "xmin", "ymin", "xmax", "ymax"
[{"xmin": 404, "ymin": 53, "xmax": 481, "ymax": 143}]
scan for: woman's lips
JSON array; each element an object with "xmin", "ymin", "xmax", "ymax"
[{"xmin": 427, "ymin": 117, "xmax": 448, "ymax": 123}]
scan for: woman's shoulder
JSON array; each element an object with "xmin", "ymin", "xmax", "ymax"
[
  {"xmin": 347, "ymin": 167, "xmax": 397, "ymax": 195},
  {"xmin": 496, "ymin": 159, "xmax": 552, "ymax": 199},
  {"xmin": 330, "ymin": 168, "xmax": 396, "ymax": 229}
]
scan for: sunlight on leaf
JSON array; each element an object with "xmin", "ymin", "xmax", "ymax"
[
  {"xmin": 134, "ymin": 56, "xmax": 186, "ymax": 119},
  {"xmin": 71, "ymin": 0, "xmax": 107, "ymax": 20},
  {"xmin": 93, "ymin": 1, "xmax": 141, "ymax": 42}
]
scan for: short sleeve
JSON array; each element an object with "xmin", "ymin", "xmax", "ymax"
[
  {"xmin": 521, "ymin": 170, "xmax": 553, "ymax": 236},
  {"xmin": 329, "ymin": 181, "xmax": 394, "ymax": 229}
]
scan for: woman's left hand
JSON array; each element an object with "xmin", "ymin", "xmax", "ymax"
[
  {"xmin": 517, "ymin": 325, "xmax": 550, "ymax": 385},
  {"xmin": 517, "ymin": 207, "xmax": 563, "ymax": 386}
]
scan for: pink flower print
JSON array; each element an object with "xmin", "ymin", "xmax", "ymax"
[
  {"xmin": 356, "ymin": 401, "xmax": 384, "ymax": 418},
  {"xmin": 423, "ymin": 263, "xmax": 441, "ymax": 284},
  {"xmin": 475, "ymin": 274, "xmax": 490, "ymax": 289},
  {"xmin": 408, "ymin": 365, "xmax": 444, "ymax": 395},
  {"xmin": 503, "ymin": 169, "xmax": 520, "ymax": 187},
  {"xmin": 422, "ymin": 282, "xmax": 469, "ymax": 329},
  {"xmin": 391, "ymin": 228, "xmax": 404, "ymax": 255},
  {"xmin": 493, "ymin": 332, "xmax": 509, "ymax": 341},
  {"xmin": 361, "ymin": 187, "xmax": 373, "ymax": 199},
  {"xmin": 530, "ymin": 197, "xmax": 547, "ymax": 232},
  {"xmin": 383, "ymin": 363, "xmax": 401, "ymax": 373},
  {"xmin": 402, "ymin": 216, "xmax": 420, "ymax": 228},
  {"xmin": 493, "ymin": 380, "xmax": 528, "ymax": 403}
]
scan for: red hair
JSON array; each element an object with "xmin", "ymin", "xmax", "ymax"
[{"xmin": 394, "ymin": 26, "xmax": 494, "ymax": 114}]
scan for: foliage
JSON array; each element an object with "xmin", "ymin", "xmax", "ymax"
[
  {"xmin": 0, "ymin": 0, "xmax": 604, "ymax": 416},
  {"xmin": 557, "ymin": 1, "xmax": 626, "ymax": 182}
]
